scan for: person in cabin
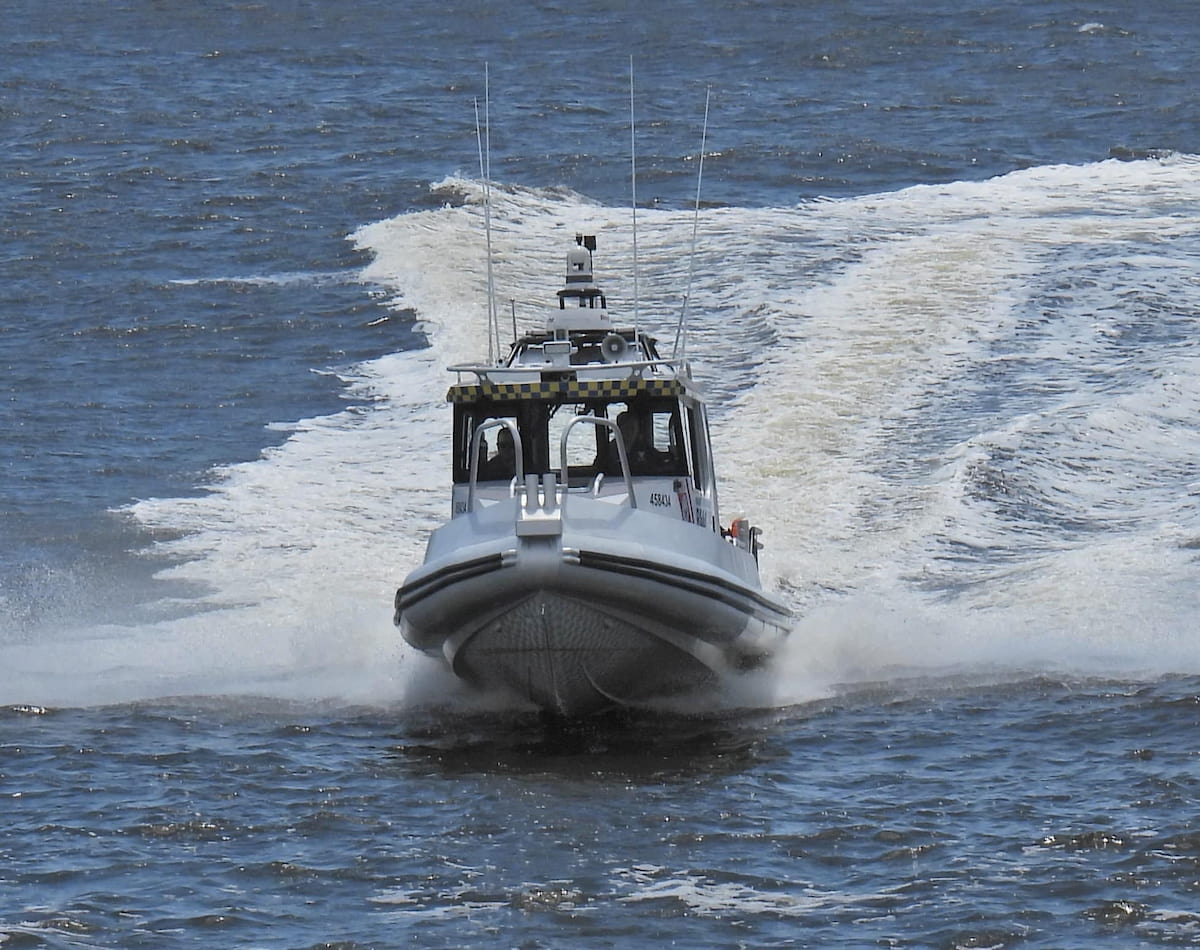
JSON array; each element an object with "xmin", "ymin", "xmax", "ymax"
[
  {"xmin": 484, "ymin": 426, "xmax": 516, "ymax": 480},
  {"xmin": 605, "ymin": 409, "xmax": 657, "ymax": 474}
]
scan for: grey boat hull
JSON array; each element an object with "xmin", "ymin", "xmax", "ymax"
[{"xmin": 395, "ymin": 494, "xmax": 791, "ymax": 716}]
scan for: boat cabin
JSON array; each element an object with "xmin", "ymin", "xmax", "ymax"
[
  {"xmin": 442, "ymin": 233, "xmax": 722, "ymax": 532},
  {"xmin": 447, "ymin": 371, "xmax": 719, "ymax": 531}
]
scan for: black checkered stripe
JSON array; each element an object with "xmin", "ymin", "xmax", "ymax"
[{"xmin": 447, "ymin": 376, "xmax": 684, "ymax": 404}]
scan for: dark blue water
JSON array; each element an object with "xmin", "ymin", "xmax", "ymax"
[
  {"xmin": 4, "ymin": 0, "xmax": 1200, "ymax": 945},
  {"xmin": 6, "ymin": 679, "xmax": 1200, "ymax": 947}
]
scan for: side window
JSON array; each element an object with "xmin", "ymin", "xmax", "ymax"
[
  {"xmin": 687, "ymin": 403, "xmax": 711, "ymax": 491},
  {"xmin": 452, "ymin": 405, "xmax": 473, "ymax": 484},
  {"xmin": 650, "ymin": 404, "xmax": 687, "ymax": 476},
  {"xmin": 648, "ymin": 407, "xmax": 685, "ymax": 463}
]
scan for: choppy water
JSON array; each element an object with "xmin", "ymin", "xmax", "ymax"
[
  {"xmin": 7, "ymin": 679, "xmax": 1200, "ymax": 947},
  {"xmin": 4, "ymin": 1, "xmax": 1200, "ymax": 946}
]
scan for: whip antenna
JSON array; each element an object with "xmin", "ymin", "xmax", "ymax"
[
  {"xmin": 629, "ymin": 57, "xmax": 640, "ymax": 345},
  {"xmin": 674, "ymin": 85, "xmax": 710, "ymax": 364},
  {"xmin": 474, "ymin": 64, "xmax": 499, "ymax": 363}
]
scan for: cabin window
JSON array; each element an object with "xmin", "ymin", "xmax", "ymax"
[
  {"xmin": 452, "ymin": 400, "xmax": 561, "ymax": 483},
  {"xmin": 453, "ymin": 405, "xmax": 521, "ymax": 483},
  {"xmin": 685, "ymin": 402, "xmax": 713, "ymax": 493},
  {"xmin": 547, "ymin": 402, "xmax": 605, "ymax": 475},
  {"xmin": 597, "ymin": 397, "xmax": 687, "ymax": 478},
  {"xmin": 453, "ymin": 395, "xmax": 688, "ymax": 484}
]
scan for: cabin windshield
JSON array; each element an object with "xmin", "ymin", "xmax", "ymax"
[{"xmin": 452, "ymin": 395, "xmax": 688, "ymax": 485}]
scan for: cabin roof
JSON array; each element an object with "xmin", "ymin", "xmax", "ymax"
[{"xmin": 447, "ymin": 375, "xmax": 685, "ymax": 405}]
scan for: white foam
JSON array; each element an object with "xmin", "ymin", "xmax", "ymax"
[
  {"xmin": 730, "ymin": 155, "xmax": 1200, "ymax": 693},
  {"xmin": 614, "ymin": 865, "xmax": 900, "ymax": 919},
  {"xmin": 6, "ymin": 157, "xmax": 1200, "ymax": 707}
]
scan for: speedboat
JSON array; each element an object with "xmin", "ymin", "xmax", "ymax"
[{"xmin": 394, "ymin": 233, "xmax": 792, "ymax": 715}]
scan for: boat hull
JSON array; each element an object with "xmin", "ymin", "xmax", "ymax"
[
  {"xmin": 445, "ymin": 590, "xmax": 717, "ymax": 713},
  {"xmin": 395, "ymin": 494, "xmax": 791, "ymax": 716}
]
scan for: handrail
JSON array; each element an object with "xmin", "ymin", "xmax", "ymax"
[
  {"xmin": 558, "ymin": 416, "xmax": 637, "ymax": 509},
  {"xmin": 448, "ymin": 357, "xmax": 685, "ymax": 384},
  {"xmin": 467, "ymin": 418, "xmax": 525, "ymax": 513}
]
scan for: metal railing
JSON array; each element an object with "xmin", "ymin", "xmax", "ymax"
[
  {"xmin": 467, "ymin": 418, "xmax": 524, "ymax": 513},
  {"xmin": 558, "ymin": 415, "xmax": 637, "ymax": 509},
  {"xmin": 466, "ymin": 416, "xmax": 638, "ymax": 513}
]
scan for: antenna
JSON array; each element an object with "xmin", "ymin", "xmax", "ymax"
[
  {"xmin": 674, "ymin": 86, "xmax": 710, "ymax": 365},
  {"xmin": 474, "ymin": 65, "xmax": 499, "ymax": 363},
  {"xmin": 629, "ymin": 57, "xmax": 640, "ymax": 345}
]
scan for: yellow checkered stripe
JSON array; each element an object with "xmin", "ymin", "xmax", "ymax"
[{"xmin": 448, "ymin": 377, "xmax": 683, "ymax": 404}]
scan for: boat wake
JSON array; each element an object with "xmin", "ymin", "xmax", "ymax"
[{"xmin": 5, "ymin": 156, "xmax": 1200, "ymax": 708}]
